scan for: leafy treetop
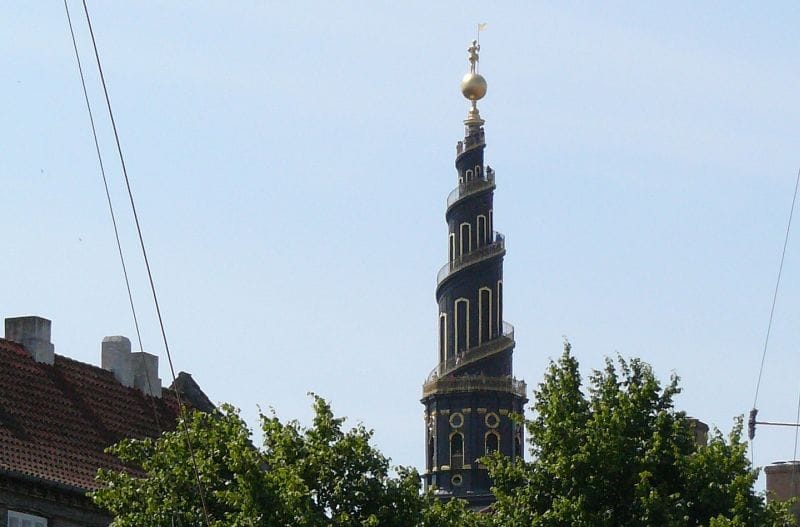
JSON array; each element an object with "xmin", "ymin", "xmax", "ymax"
[{"xmin": 483, "ymin": 343, "xmax": 793, "ymax": 527}]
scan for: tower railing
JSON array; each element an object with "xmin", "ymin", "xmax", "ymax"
[
  {"xmin": 437, "ymin": 231, "xmax": 504, "ymax": 286},
  {"xmin": 422, "ymin": 374, "xmax": 527, "ymax": 399},
  {"xmin": 446, "ymin": 169, "xmax": 495, "ymax": 209},
  {"xmin": 426, "ymin": 321, "xmax": 515, "ymax": 383}
]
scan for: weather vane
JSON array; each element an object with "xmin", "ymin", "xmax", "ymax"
[
  {"xmin": 461, "ymin": 23, "xmax": 488, "ymax": 122},
  {"xmin": 468, "ymin": 40, "xmax": 480, "ymax": 74},
  {"xmin": 469, "ymin": 23, "xmax": 487, "ymax": 74}
]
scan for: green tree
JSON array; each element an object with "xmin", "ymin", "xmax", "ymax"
[
  {"xmin": 484, "ymin": 343, "xmax": 793, "ymax": 527},
  {"xmin": 93, "ymin": 395, "xmax": 475, "ymax": 527}
]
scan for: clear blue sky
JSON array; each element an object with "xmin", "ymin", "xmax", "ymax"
[{"xmin": 2, "ymin": 2, "xmax": 799, "ymax": 491}]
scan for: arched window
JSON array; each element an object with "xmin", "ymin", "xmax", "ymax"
[
  {"xmin": 465, "ymin": 169, "xmax": 473, "ymax": 182},
  {"xmin": 428, "ymin": 435, "xmax": 435, "ymax": 468},
  {"xmin": 455, "ymin": 298, "xmax": 469, "ymax": 353},
  {"xmin": 477, "ymin": 215, "xmax": 487, "ymax": 247},
  {"xmin": 439, "ymin": 313, "xmax": 447, "ymax": 363},
  {"xmin": 449, "ymin": 233, "xmax": 455, "ymax": 262},
  {"xmin": 475, "ymin": 165, "xmax": 482, "ymax": 179},
  {"xmin": 479, "ymin": 287, "xmax": 492, "ymax": 345},
  {"xmin": 485, "ymin": 431, "xmax": 500, "ymax": 455},
  {"xmin": 514, "ymin": 436, "xmax": 522, "ymax": 459},
  {"xmin": 450, "ymin": 432, "xmax": 464, "ymax": 468},
  {"xmin": 459, "ymin": 223, "xmax": 471, "ymax": 256},
  {"xmin": 489, "ymin": 210, "xmax": 493, "ymax": 238},
  {"xmin": 496, "ymin": 280, "xmax": 503, "ymax": 337}
]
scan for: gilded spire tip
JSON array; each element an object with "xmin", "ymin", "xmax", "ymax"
[{"xmin": 460, "ymin": 38, "xmax": 487, "ymax": 124}]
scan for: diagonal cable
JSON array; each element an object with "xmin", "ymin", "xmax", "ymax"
[
  {"xmin": 78, "ymin": 1, "xmax": 211, "ymax": 524},
  {"xmin": 752, "ymin": 167, "xmax": 800, "ymax": 409},
  {"xmin": 62, "ymin": 0, "xmax": 161, "ymax": 431}
]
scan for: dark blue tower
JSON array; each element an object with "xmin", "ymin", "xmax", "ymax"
[{"xmin": 421, "ymin": 41, "xmax": 527, "ymax": 508}]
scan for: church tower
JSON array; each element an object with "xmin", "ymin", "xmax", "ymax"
[{"xmin": 421, "ymin": 41, "xmax": 527, "ymax": 508}]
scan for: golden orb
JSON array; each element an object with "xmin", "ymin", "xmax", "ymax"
[{"xmin": 460, "ymin": 72, "xmax": 487, "ymax": 101}]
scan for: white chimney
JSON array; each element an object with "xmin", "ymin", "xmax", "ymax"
[
  {"xmin": 102, "ymin": 336, "xmax": 134, "ymax": 388},
  {"xmin": 101, "ymin": 336, "xmax": 162, "ymax": 398},
  {"xmin": 4, "ymin": 316, "xmax": 55, "ymax": 365},
  {"xmin": 131, "ymin": 351, "xmax": 162, "ymax": 398}
]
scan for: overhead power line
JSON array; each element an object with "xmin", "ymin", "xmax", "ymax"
[
  {"xmin": 63, "ymin": 1, "xmax": 212, "ymax": 524},
  {"xmin": 62, "ymin": 0, "xmax": 161, "ymax": 431},
  {"xmin": 748, "ymin": 166, "xmax": 800, "ymax": 464}
]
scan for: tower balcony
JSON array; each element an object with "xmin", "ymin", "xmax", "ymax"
[
  {"xmin": 426, "ymin": 321, "xmax": 515, "ymax": 384},
  {"xmin": 446, "ymin": 169, "xmax": 495, "ymax": 211},
  {"xmin": 422, "ymin": 374, "xmax": 526, "ymax": 399},
  {"xmin": 437, "ymin": 231, "xmax": 505, "ymax": 288}
]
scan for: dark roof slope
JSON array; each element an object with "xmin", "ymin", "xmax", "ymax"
[{"xmin": 0, "ymin": 338, "xmax": 206, "ymax": 491}]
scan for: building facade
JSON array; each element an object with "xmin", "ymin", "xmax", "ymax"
[
  {"xmin": 421, "ymin": 43, "xmax": 527, "ymax": 508},
  {"xmin": 0, "ymin": 315, "xmax": 213, "ymax": 527}
]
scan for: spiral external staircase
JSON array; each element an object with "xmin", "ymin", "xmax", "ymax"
[{"xmin": 423, "ymin": 169, "xmax": 525, "ymax": 400}]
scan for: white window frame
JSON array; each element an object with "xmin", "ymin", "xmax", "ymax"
[
  {"xmin": 496, "ymin": 280, "xmax": 503, "ymax": 336},
  {"xmin": 439, "ymin": 313, "xmax": 448, "ymax": 363},
  {"xmin": 7, "ymin": 511, "xmax": 47, "ymax": 527},
  {"xmin": 485, "ymin": 430, "xmax": 501, "ymax": 455},
  {"xmin": 454, "ymin": 298, "xmax": 470, "ymax": 353},
  {"xmin": 459, "ymin": 222, "xmax": 472, "ymax": 256},
  {"xmin": 450, "ymin": 431, "xmax": 465, "ymax": 468},
  {"xmin": 478, "ymin": 287, "xmax": 492, "ymax": 345},
  {"xmin": 476, "ymin": 215, "xmax": 487, "ymax": 247}
]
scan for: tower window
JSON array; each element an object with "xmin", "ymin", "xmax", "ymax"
[
  {"xmin": 485, "ymin": 412, "xmax": 500, "ymax": 428},
  {"xmin": 477, "ymin": 215, "xmax": 487, "ymax": 247},
  {"xmin": 475, "ymin": 165, "xmax": 481, "ymax": 179},
  {"xmin": 465, "ymin": 169, "xmax": 473, "ymax": 182},
  {"xmin": 479, "ymin": 287, "xmax": 492, "ymax": 345},
  {"xmin": 496, "ymin": 280, "xmax": 503, "ymax": 336},
  {"xmin": 459, "ymin": 223, "xmax": 471, "ymax": 256},
  {"xmin": 439, "ymin": 313, "xmax": 447, "ymax": 363},
  {"xmin": 485, "ymin": 431, "xmax": 500, "ymax": 455},
  {"xmin": 454, "ymin": 298, "xmax": 469, "ymax": 353},
  {"xmin": 514, "ymin": 436, "xmax": 522, "ymax": 459},
  {"xmin": 428, "ymin": 435, "xmax": 435, "ymax": 468},
  {"xmin": 450, "ymin": 432, "xmax": 464, "ymax": 468},
  {"xmin": 449, "ymin": 412, "xmax": 464, "ymax": 428},
  {"xmin": 449, "ymin": 233, "xmax": 455, "ymax": 262}
]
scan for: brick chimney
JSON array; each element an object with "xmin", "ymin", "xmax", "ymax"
[
  {"xmin": 4, "ymin": 316, "xmax": 55, "ymax": 365},
  {"xmin": 101, "ymin": 336, "xmax": 162, "ymax": 398},
  {"xmin": 765, "ymin": 461, "xmax": 800, "ymax": 523},
  {"xmin": 687, "ymin": 417, "xmax": 709, "ymax": 447}
]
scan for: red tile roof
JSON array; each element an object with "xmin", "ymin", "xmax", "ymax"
[{"xmin": 0, "ymin": 338, "xmax": 200, "ymax": 491}]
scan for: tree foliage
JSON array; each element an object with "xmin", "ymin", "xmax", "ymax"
[
  {"xmin": 94, "ymin": 349, "xmax": 792, "ymax": 527},
  {"xmin": 93, "ymin": 395, "xmax": 474, "ymax": 527},
  {"xmin": 483, "ymin": 343, "xmax": 793, "ymax": 526}
]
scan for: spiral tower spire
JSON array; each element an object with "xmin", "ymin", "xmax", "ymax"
[{"xmin": 421, "ymin": 42, "xmax": 527, "ymax": 508}]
